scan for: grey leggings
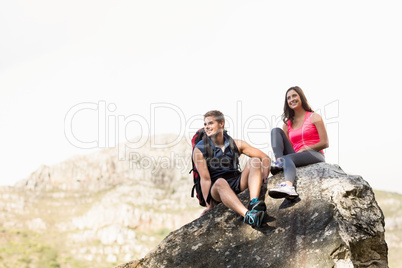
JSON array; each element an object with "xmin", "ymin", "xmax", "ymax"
[{"xmin": 271, "ymin": 127, "xmax": 325, "ymax": 184}]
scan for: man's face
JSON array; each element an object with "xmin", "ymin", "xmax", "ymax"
[{"xmin": 204, "ymin": 116, "xmax": 224, "ymax": 137}]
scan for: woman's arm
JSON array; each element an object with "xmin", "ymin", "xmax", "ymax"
[{"xmin": 299, "ymin": 113, "xmax": 329, "ymax": 152}]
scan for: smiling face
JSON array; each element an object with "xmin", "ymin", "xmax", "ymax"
[
  {"xmin": 204, "ymin": 116, "xmax": 224, "ymax": 137},
  {"xmin": 286, "ymin": 89, "xmax": 302, "ymax": 110},
  {"xmin": 283, "ymin": 86, "xmax": 313, "ymax": 123}
]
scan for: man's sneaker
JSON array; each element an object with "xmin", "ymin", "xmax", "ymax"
[
  {"xmin": 270, "ymin": 160, "xmax": 283, "ymax": 175},
  {"xmin": 247, "ymin": 198, "xmax": 266, "ymax": 212},
  {"xmin": 243, "ymin": 210, "xmax": 264, "ymax": 228},
  {"xmin": 268, "ymin": 182, "xmax": 299, "ymax": 199}
]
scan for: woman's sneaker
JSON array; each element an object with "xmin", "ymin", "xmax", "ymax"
[
  {"xmin": 268, "ymin": 182, "xmax": 299, "ymax": 199},
  {"xmin": 270, "ymin": 160, "xmax": 283, "ymax": 175},
  {"xmin": 243, "ymin": 210, "xmax": 264, "ymax": 228},
  {"xmin": 247, "ymin": 198, "xmax": 266, "ymax": 212}
]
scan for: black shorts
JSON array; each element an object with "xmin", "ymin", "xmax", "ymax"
[
  {"xmin": 224, "ymin": 172, "xmax": 242, "ymax": 194},
  {"xmin": 209, "ymin": 172, "xmax": 242, "ymax": 204}
]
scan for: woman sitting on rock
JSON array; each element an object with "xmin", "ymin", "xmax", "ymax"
[{"xmin": 269, "ymin": 86, "xmax": 329, "ymax": 199}]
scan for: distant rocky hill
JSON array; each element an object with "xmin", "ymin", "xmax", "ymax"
[
  {"xmin": 0, "ymin": 135, "xmax": 203, "ymax": 268},
  {"xmin": 0, "ymin": 135, "xmax": 401, "ymax": 268}
]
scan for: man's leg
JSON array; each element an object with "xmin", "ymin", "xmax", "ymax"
[
  {"xmin": 239, "ymin": 157, "xmax": 266, "ymax": 212},
  {"xmin": 239, "ymin": 157, "xmax": 263, "ymax": 199},
  {"xmin": 210, "ymin": 177, "xmax": 265, "ymax": 228},
  {"xmin": 210, "ymin": 178, "xmax": 248, "ymax": 217}
]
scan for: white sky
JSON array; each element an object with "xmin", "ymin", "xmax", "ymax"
[{"xmin": 1, "ymin": 0, "xmax": 401, "ymax": 194}]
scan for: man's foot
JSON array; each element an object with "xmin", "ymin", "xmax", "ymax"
[
  {"xmin": 243, "ymin": 210, "xmax": 264, "ymax": 228},
  {"xmin": 268, "ymin": 182, "xmax": 299, "ymax": 199},
  {"xmin": 247, "ymin": 198, "xmax": 266, "ymax": 212},
  {"xmin": 270, "ymin": 160, "xmax": 283, "ymax": 175}
]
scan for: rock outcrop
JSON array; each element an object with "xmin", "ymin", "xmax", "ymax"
[{"xmin": 117, "ymin": 163, "xmax": 388, "ymax": 268}]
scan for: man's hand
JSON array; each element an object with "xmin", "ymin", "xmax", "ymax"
[
  {"xmin": 262, "ymin": 157, "xmax": 270, "ymax": 183},
  {"xmin": 200, "ymin": 202, "xmax": 214, "ymax": 216}
]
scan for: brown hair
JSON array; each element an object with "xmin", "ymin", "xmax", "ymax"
[
  {"xmin": 204, "ymin": 110, "xmax": 225, "ymax": 126},
  {"xmin": 282, "ymin": 86, "xmax": 313, "ymax": 123}
]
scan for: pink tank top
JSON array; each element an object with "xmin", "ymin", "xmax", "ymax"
[{"xmin": 287, "ymin": 112, "xmax": 323, "ymax": 153}]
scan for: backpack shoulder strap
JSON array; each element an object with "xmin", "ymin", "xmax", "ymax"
[
  {"xmin": 190, "ymin": 128, "xmax": 213, "ymax": 168},
  {"xmin": 201, "ymin": 132, "xmax": 213, "ymax": 163},
  {"xmin": 223, "ymin": 130, "xmax": 240, "ymax": 170}
]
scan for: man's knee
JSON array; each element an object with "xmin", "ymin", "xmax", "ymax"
[
  {"xmin": 212, "ymin": 178, "xmax": 229, "ymax": 191},
  {"xmin": 211, "ymin": 178, "xmax": 233, "ymax": 201},
  {"xmin": 247, "ymin": 157, "xmax": 262, "ymax": 170}
]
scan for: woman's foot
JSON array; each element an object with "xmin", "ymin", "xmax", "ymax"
[
  {"xmin": 268, "ymin": 182, "xmax": 299, "ymax": 199},
  {"xmin": 270, "ymin": 160, "xmax": 283, "ymax": 175}
]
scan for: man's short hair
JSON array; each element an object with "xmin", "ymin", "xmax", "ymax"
[{"xmin": 204, "ymin": 110, "xmax": 225, "ymax": 124}]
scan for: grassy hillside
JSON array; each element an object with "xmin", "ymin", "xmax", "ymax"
[
  {"xmin": 374, "ymin": 190, "xmax": 402, "ymax": 268},
  {"xmin": 0, "ymin": 183, "xmax": 202, "ymax": 268}
]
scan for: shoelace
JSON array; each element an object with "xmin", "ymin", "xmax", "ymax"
[
  {"xmin": 278, "ymin": 182, "xmax": 288, "ymax": 188},
  {"xmin": 249, "ymin": 198, "xmax": 258, "ymax": 206},
  {"xmin": 245, "ymin": 211, "xmax": 256, "ymax": 225}
]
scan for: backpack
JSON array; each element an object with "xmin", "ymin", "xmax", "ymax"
[{"xmin": 190, "ymin": 128, "xmax": 240, "ymax": 207}]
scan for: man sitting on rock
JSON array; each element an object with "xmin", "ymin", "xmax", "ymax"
[{"xmin": 193, "ymin": 110, "xmax": 270, "ymax": 227}]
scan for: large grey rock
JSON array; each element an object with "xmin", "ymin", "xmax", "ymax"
[{"xmin": 116, "ymin": 163, "xmax": 388, "ymax": 268}]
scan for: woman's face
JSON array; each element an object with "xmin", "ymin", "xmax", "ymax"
[{"xmin": 286, "ymin": 89, "xmax": 302, "ymax": 110}]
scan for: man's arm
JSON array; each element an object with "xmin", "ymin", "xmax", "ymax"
[
  {"xmin": 234, "ymin": 139, "xmax": 271, "ymax": 181},
  {"xmin": 193, "ymin": 147, "xmax": 214, "ymax": 215}
]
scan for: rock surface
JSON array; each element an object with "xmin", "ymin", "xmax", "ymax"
[{"xmin": 116, "ymin": 163, "xmax": 388, "ymax": 268}]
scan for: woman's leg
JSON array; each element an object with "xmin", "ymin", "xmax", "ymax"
[
  {"xmin": 270, "ymin": 128, "xmax": 295, "ymax": 175},
  {"xmin": 271, "ymin": 127, "xmax": 295, "ymax": 159},
  {"xmin": 269, "ymin": 150, "xmax": 325, "ymax": 199},
  {"xmin": 280, "ymin": 151, "xmax": 325, "ymax": 184}
]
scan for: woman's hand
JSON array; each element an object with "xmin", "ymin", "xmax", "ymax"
[{"xmin": 298, "ymin": 147, "xmax": 309, "ymax": 153}]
